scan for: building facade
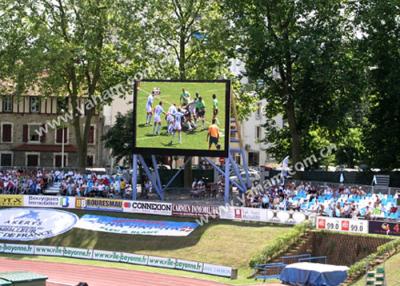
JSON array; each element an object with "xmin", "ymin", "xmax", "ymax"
[
  {"xmin": 241, "ymin": 99, "xmax": 283, "ymax": 167},
  {"xmin": 0, "ymin": 94, "xmax": 106, "ymax": 168}
]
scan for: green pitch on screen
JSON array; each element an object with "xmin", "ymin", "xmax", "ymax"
[{"xmin": 135, "ymin": 81, "xmax": 227, "ymax": 151}]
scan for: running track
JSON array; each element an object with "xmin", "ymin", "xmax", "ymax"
[{"xmin": 0, "ymin": 258, "xmax": 283, "ymax": 286}]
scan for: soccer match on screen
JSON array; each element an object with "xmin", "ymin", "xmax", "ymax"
[
  {"xmin": 135, "ymin": 81, "xmax": 228, "ymax": 153},
  {"xmin": 0, "ymin": 0, "xmax": 399, "ymax": 286}
]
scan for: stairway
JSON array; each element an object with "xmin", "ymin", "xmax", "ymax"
[
  {"xmin": 270, "ymin": 231, "xmax": 313, "ymax": 264},
  {"xmin": 43, "ymin": 182, "xmax": 61, "ymax": 195}
]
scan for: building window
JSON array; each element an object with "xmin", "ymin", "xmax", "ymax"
[
  {"xmin": 54, "ymin": 154, "xmax": 68, "ymax": 168},
  {"xmin": 28, "ymin": 124, "xmax": 41, "ymax": 143},
  {"xmin": 0, "ymin": 152, "xmax": 13, "ymax": 166},
  {"xmin": 256, "ymin": 102, "xmax": 262, "ymax": 119},
  {"xmin": 2, "ymin": 96, "xmax": 13, "ymax": 112},
  {"xmin": 88, "ymin": 125, "xmax": 95, "ymax": 144},
  {"xmin": 248, "ymin": 152, "xmax": 260, "ymax": 166},
  {"xmin": 87, "ymin": 155, "xmax": 94, "ymax": 167},
  {"xmin": 30, "ymin": 97, "xmax": 40, "ymax": 113},
  {"xmin": 57, "ymin": 97, "xmax": 69, "ymax": 113},
  {"xmin": 26, "ymin": 153, "xmax": 39, "ymax": 167},
  {"xmin": 1, "ymin": 123, "xmax": 12, "ymax": 143},
  {"xmin": 56, "ymin": 128, "xmax": 68, "ymax": 144},
  {"xmin": 256, "ymin": 126, "xmax": 262, "ymax": 141}
]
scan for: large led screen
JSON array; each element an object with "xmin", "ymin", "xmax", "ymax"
[{"xmin": 133, "ymin": 80, "xmax": 231, "ymax": 157}]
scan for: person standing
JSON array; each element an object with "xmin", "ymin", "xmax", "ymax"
[
  {"xmin": 212, "ymin": 94, "xmax": 219, "ymax": 125},
  {"xmin": 172, "ymin": 108, "xmax": 185, "ymax": 144},
  {"xmin": 153, "ymin": 101, "xmax": 165, "ymax": 135},
  {"xmin": 145, "ymin": 91, "xmax": 154, "ymax": 126},
  {"xmin": 207, "ymin": 119, "xmax": 220, "ymax": 150},
  {"xmin": 180, "ymin": 88, "xmax": 191, "ymax": 106}
]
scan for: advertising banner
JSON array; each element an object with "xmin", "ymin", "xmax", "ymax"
[
  {"xmin": 368, "ymin": 221, "xmax": 400, "ymax": 236},
  {"xmin": 0, "ymin": 243, "xmax": 34, "ymax": 255},
  {"xmin": 172, "ymin": 204, "xmax": 219, "ymax": 218},
  {"xmin": 123, "ymin": 201, "xmax": 172, "ymax": 216},
  {"xmin": 0, "ymin": 195, "xmax": 23, "ymax": 207},
  {"xmin": 316, "ymin": 216, "xmax": 369, "ymax": 234},
  {"xmin": 76, "ymin": 198, "xmax": 123, "ymax": 212},
  {"xmin": 175, "ymin": 259, "xmax": 204, "ymax": 273},
  {"xmin": 219, "ymin": 206, "xmax": 308, "ymax": 224},
  {"xmin": 120, "ymin": 252, "xmax": 148, "ymax": 265},
  {"xmin": 147, "ymin": 256, "xmax": 176, "ymax": 269},
  {"xmin": 23, "ymin": 195, "xmax": 75, "ymax": 209},
  {"xmin": 0, "ymin": 208, "xmax": 78, "ymax": 241},
  {"xmin": 75, "ymin": 214, "xmax": 199, "ymax": 236},
  {"xmin": 203, "ymin": 263, "xmax": 233, "ymax": 277},
  {"xmin": 0, "ymin": 243, "xmax": 234, "ymax": 278}
]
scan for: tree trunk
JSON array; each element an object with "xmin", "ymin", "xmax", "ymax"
[{"xmin": 285, "ymin": 98, "xmax": 301, "ymax": 173}]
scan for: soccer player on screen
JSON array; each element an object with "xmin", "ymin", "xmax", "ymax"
[
  {"xmin": 207, "ymin": 119, "xmax": 220, "ymax": 150},
  {"xmin": 195, "ymin": 96, "xmax": 206, "ymax": 128},
  {"xmin": 180, "ymin": 88, "xmax": 191, "ymax": 106},
  {"xmin": 166, "ymin": 112, "xmax": 175, "ymax": 135},
  {"xmin": 212, "ymin": 94, "xmax": 219, "ymax": 125},
  {"xmin": 153, "ymin": 101, "xmax": 165, "ymax": 135},
  {"xmin": 145, "ymin": 91, "xmax": 154, "ymax": 126},
  {"xmin": 171, "ymin": 108, "xmax": 185, "ymax": 144}
]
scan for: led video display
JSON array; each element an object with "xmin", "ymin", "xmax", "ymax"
[{"xmin": 133, "ymin": 80, "xmax": 231, "ymax": 157}]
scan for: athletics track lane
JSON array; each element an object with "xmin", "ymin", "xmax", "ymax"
[{"xmin": 0, "ymin": 258, "xmax": 284, "ymax": 286}]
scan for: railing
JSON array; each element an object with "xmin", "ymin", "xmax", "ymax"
[
  {"xmin": 298, "ymin": 256, "xmax": 327, "ymax": 264},
  {"xmin": 254, "ymin": 263, "xmax": 286, "ymax": 281},
  {"xmin": 281, "ymin": 254, "xmax": 311, "ymax": 265}
]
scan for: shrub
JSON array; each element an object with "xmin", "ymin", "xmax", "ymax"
[{"xmin": 249, "ymin": 221, "xmax": 311, "ymax": 267}]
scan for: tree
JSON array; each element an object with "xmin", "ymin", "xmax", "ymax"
[
  {"xmin": 224, "ymin": 0, "xmax": 365, "ymax": 168},
  {"xmin": 103, "ymin": 111, "xmax": 134, "ymax": 165},
  {"xmin": 0, "ymin": 0, "xmax": 142, "ymax": 168},
  {"xmin": 354, "ymin": 0, "xmax": 400, "ymax": 169}
]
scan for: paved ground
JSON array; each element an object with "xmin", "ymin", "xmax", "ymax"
[{"xmin": 0, "ymin": 258, "xmax": 284, "ymax": 286}]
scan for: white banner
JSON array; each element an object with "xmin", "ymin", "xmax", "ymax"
[
  {"xmin": 120, "ymin": 253, "xmax": 148, "ymax": 265},
  {"xmin": 23, "ymin": 195, "xmax": 75, "ymax": 209},
  {"xmin": 1, "ymin": 243, "xmax": 34, "ymax": 254},
  {"xmin": 63, "ymin": 247, "xmax": 93, "ymax": 259},
  {"xmin": 92, "ymin": 250, "xmax": 121, "ymax": 262},
  {"xmin": 219, "ymin": 206, "xmax": 307, "ymax": 224},
  {"xmin": 203, "ymin": 263, "xmax": 233, "ymax": 277},
  {"xmin": 0, "ymin": 244, "xmax": 234, "ymax": 278},
  {"xmin": 123, "ymin": 201, "xmax": 172, "ymax": 216},
  {"xmin": 176, "ymin": 259, "xmax": 203, "ymax": 273},
  {"xmin": 75, "ymin": 214, "xmax": 199, "ymax": 237},
  {"xmin": 0, "ymin": 208, "xmax": 78, "ymax": 241},
  {"xmin": 147, "ymin": 256, "xmax": 176, "ymax": 269},
  {"xmin": 316, "ymin": 216, "xmax": 369, "ymax": 234}
]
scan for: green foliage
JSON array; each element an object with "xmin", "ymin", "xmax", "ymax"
[
  {"xmin": 249, "ymin": 221, "xmax": 311, "ymax": 267},
  {"xmin": 103, "ymin": 111, "xmax": 134, "ymax": 164},
  {"xmin": 225, "ymin": 0, "xmax": 365, "ymax": 167},
  {"xmin": 354, "ymin": 0, "xmax": 400, "ymax": 170}
]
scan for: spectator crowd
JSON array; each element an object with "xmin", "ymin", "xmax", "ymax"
[
  {"xmin": 245, "ymin": 181, "xmax": 399, "ymax": 220},
  {"xmin": 1, "ymin": 169, "xmax": 399, "ymax": 220},
  {"xmin": 0, "ymin": 169, "xmax": 132, "ymax": 199}
]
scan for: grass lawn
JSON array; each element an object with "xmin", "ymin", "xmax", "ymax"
[
  {"xmin": 352, "ymin": 250, "xmax": 400, "ymax": 286},
  {"xmin": 135, "ymin": 81, "xmax": 227, "ymax": 151},
  {"xmin": 0, "ymin": 210, "xmax": 290, "ymax": 284}
]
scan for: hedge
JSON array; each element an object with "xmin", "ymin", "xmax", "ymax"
[{"xmin": 249, "ymin": 221, "xmax": 311, "ymax": 267}]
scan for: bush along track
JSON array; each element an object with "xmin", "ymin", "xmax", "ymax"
[
  {"xmin": 345, "ymin": 238, "xmax": 400, "ymax": 285},
  {"xmin": 249, "ymin": 221, "xmax": 311, "ymax": 269}
]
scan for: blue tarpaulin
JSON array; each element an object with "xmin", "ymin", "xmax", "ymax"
[{"xmin": 280, "ymin": 262, "xmax": 349, "ymax": 286}]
